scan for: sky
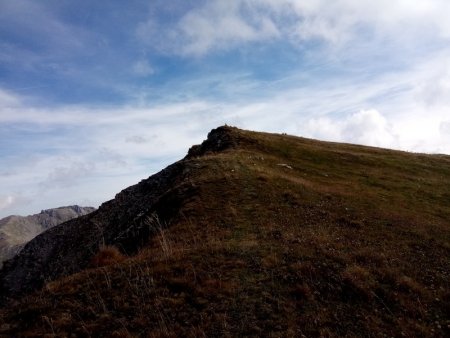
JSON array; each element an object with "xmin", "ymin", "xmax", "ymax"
[{"xmin": 1, "ymin": 0, "xmax": 450, "ymax": 217}]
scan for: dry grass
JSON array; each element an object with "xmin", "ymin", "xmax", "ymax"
[
  {"xmin": 0, "ymin": 126, "xmax": 449, "ymax": 337},
  {"xmin": 90, "ymin": 245, "xmax": 126, "ymax": 268}
]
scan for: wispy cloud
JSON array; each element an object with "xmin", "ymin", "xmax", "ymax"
[
  {"xmin": 0, "ymin": 0, "xmax": 89, "ymax": 71},
  {"xmin": 136, "ymin": 0, "xmax": 450, "ymax": 57},
  {"xmin": 132, "ymin": 59, "xmax": 155, "ymax": 77}
]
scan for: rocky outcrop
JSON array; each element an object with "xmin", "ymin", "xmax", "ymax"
[
  {"xmin": 0, "ymin": 206, "xmax": 95, "ymax": 267},
  {"xmin": 186, "ymin": 125, "xmax": 252, "ymax": 158}
]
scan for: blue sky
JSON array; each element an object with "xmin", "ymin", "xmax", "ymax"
[{"xmin": 1, "ymin": 0, "xmax": 450, "ymax": 217}]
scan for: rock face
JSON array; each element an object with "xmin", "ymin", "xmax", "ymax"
[
  {"xmin": 0, "ymin": 206, "xmax": 95, "ymax": 267},
  {"xmin": 0, "ymin": 163, "xmax": 188, "ymax": 301},
  {"xmin": 0, "ymin": 126, "xmax": 237, "ymax": 302},
  {"xmin": 186, "ymin": 125, "xmax": 241, "ymax": 157}
]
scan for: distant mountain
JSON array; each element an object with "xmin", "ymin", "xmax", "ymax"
[
  {"xmin": 0, "ymin": 126, "xmax": 449, "ymax": 337},
  {"xmin": 0, "ymin": 205, "xmax": 95, "ymax": 267}
]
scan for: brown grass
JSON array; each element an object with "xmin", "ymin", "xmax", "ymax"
[{"xmin": 90, "ymin": 245, "xmax": 126, "ymax": 268}]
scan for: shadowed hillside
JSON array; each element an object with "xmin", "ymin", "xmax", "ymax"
[{"xmin": 0, "ymin": 126, "xmax": 449, "ymax": 337}]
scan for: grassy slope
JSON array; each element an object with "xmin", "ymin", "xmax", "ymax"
[{"xmin": 1, "ymin": 127, "xmax": 449, "ymax": 337}]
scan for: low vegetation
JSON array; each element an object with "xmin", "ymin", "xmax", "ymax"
[{"xmin": 0, "ymin": 126, "xmax": 449, "ymax": 337}]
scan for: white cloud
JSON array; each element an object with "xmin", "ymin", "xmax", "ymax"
[
  {"xmin": 0, "ymin": 196, "xmax": 15, "ymax": 211},
  {"xmin": 304, "ymin": 109, "xmax": 398, "ymax": 148},
  {"xmin": 342, "ymin": 110, "xmax": 398, "ymax": 148}
]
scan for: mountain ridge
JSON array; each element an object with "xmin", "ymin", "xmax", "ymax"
[
  {"xmin": 0, "ymin": 126, "xmax": 449, "ymax": 336},
  {"xmin": 0, "ymin": 205, "xmax": 96, "ymax": 267}
]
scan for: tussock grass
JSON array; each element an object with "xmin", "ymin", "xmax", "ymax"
[{"xmin": 90, "ymin": 245, "xmax": 126, "ymax": 268}]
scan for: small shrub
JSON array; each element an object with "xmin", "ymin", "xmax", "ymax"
[{"xmin": 90, "ymin": 246, "xmax": 125, "ymax": 268}]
